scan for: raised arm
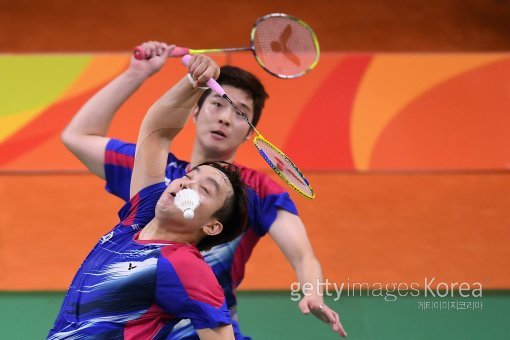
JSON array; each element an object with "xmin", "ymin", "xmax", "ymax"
[
  {"xmin": 61, "ymin": 41, "xmax": 173, "ymax": 179},
  {"xmin": 269, "ymin": 210, "xmax": 348, "ymax": 337},
  {"xmin": 130, "ymin": 54, "xmax": 219, "ymax": 198}
]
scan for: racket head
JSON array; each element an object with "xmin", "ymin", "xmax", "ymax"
[
  {"xmin": 253, "ymin": 135, "xmax": 315, "ymax": 199},
  {"xmin": 250, "ymin": 13, "xmax": 320, "ymax": 79}
]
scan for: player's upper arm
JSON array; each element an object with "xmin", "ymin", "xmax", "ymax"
[
  {"xmin": 61, "ymin": 133, "xmax": 110, "ymax": 179},
  {"xmin": 129, "ymin": 128, "xmax": 170, "ymax": 199},
  {"xmin": 196, "ymin": 325, "xmax": 235, "ymax": 340}
]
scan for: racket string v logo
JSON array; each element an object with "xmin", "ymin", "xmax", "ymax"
[{"xmin": 270, "ymin": 24, "xmax": 301, "ymax": 66}]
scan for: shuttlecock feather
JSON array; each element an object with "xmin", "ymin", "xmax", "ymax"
[{"xmin": 174, "ymin": 188, "xmax": 200, "ymax": 219}]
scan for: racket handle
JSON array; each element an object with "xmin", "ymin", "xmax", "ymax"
[
  {"xmin": 181, "ymin": 55, "xmax": 225, "ymax": 96},
  {"xmin": 133, "ymin": 45, "xmax": 191, "ymax": 60},
  {"xmin": 169, "ymin": 47, "xmax": 191, "ymax": 57},
  {"xmin": 133, "ymin": 46, "xmax": 145, "ymax": 60}
]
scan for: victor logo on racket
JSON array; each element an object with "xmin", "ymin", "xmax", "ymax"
[{"xmin": 181, "ymin": 55, "xmax": 315, "ymax": 199}]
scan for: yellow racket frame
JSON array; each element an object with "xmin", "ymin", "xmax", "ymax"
[{"xmin": 253, "ymin": 135, "xmax": 315, "ymax": 199}]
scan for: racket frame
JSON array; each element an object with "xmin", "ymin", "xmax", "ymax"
[
  {"xmin": 250, "ymin": 12, "xmax": 321, "ymax": 79},
  {"xmin": 253, "ymin": 135, "xmax": 315, "ymax": 199},
  {"xmin": 134, "ymin": 13, "xmax": 320, "ymax": 79}
]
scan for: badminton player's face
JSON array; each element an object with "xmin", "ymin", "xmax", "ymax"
[
  {"xmin": 194, "ymin": 85, "xmax": 254, "ymax": 158},
  {"xmin": 156, "ymin": 165, "xmax": 232, "ymax": 227}
]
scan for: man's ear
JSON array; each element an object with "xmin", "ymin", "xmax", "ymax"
[
  {"xmin": 192, "ymin": 105, "xmax": 199, "ymax": 123},
  {"xmin": 202, "ymin": 221, "xmax": 223, "ymax": 236},
  {"xmin": 245, "ymin": 127, "xmax": 254, "ymax": 141}
]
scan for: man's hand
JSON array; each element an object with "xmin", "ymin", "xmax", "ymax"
[
  {"xmin": 299, "ymin": 296, "xmax": 348, "ymax": 337},
  {"xmin": 130, "ymin": 41, "xmax": 175, "ymax": 77},
  {"xmin": 185, "ymin": 54, "xmax": 220, "ymax": 87}
]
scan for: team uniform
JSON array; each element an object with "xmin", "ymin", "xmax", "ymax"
[
  {"xmin": 104, "ymin": 139, "xmax": 298, "ymax": 339},
  {"xmin": 48, "ymin": 183, "xmax": 231, "ymax": 339}
]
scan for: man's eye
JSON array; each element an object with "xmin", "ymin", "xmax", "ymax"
[
  {"xmin": 201, "ymin": 186, "xmax": 210, "ymax": 194},
  {"xmin": 212, "ymin": 102, "xmax": 222, "ymax": 108}
]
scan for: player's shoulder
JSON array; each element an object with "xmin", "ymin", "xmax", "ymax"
[
  {"xmin": 160, "ymin": 244, "xmax": 212, "ymax": 278},
  {"xmin": 161, "ymin": 244, "xmax": 224, "ymax": 306},
  {"xmin": 236, "ymin": 163, "xmax": 286, "ymax": 196},
  {"xmin": 161, "ymin": 243, "xmax": 201, "ymax": 262}
]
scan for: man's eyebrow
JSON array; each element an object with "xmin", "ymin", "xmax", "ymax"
[
  {"xmin": 205, "ymin": 176, "xmax": 220, "ymax": 193},
  {"xmin": 212, "ymin": 94, "xmax": 252, "ymax": 114},
  {"xmin": 238, "ymin": 102, "xmax": 251, "ymax": 114}
]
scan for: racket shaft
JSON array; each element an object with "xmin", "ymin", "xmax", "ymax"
[
  {"xmin": 133, "ymin": 45, "xmax": 251, "ymax": 59},
  {"xmin": 222, "ymin": 96, "xmax": 259, "ymax": 132},
  {"xmin": 170, "ymin": 46, "xmax": 251, "ymax": 56},
  {"xmin": 189, "ymin": 47, "xmax": 252, "ymax": 54}
]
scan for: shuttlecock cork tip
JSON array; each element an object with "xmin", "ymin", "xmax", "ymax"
[{"xmin": 183, "ymin": 209, "xmax": 194, "ymax": 219}]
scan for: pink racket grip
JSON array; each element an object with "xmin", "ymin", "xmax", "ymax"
[
  {"xmin": 181, "ymin": 55, "xmax": 225, "ymax": 96},
  {"xmin": 168, "ymin": 46, "xmax": 191, "ymax": 57},
  {"xmin": 133, "ymin": 46, "xmax": 146, "ymax": 60},
  {"xmin": 133, "ymin": 46, "xmax": 191, "ymax": 60}
]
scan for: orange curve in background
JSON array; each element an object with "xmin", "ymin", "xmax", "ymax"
[
  {"xmin": 0, "ymin": 83, "xmax": 114, "ymax": 168},
  {"xmin": 284, "ymin": 54, "xmax": 373, "ymax": 170},
  {"xmin": 6, "ymin": 56, "xmax": 228, "ymax": 171},
  {"xmin": 370, "ymin": 57, "xmax": 510, "ymax": 170},
  {"xmin": 351, "ymin": 54, "xmax": 508, "ymax": 171},
  {"xmin": 61, "ymin": 54, "xmax": 130, "ymax": 100},
  {"xmin": 0, "ymin": 107, "xmax": 46, "ymax": 143}
]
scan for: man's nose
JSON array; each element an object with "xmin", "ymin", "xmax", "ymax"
[
  {"xmin": 180, "ymin": 180, "xmax": 196, "ymax": 189},
  {"xmin": 218, "ymin": 107, "xmax": 235, "ymax": 125}
]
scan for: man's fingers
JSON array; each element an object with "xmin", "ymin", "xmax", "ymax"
[
  {"xmin": 330, "ymin": 310, "xmax": 347, "ymax": 337},
  {"xmin": 139, "ymin": 41, "xmax": 170, "ymax": 59},
  {"xmin": 322, "ymin": 306, "xmax": 337, "ymax": 324},
  {"xmin": 188, "ymin": 55, "xmax": 218, "ymax": 85},
  {"xmin": 298, "ymin": 299, "xmax": 310, "ymax": 314}
]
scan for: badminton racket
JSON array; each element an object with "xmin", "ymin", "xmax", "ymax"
[
  {"xmin": 134, "ymin": 13, "xmax": 320, "ymax": 79},
  {"xmin": 182, "ymin": 54, "xmax": 315, "ymax": 199}
]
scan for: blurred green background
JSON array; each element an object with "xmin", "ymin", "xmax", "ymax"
[{"xmin": 1, "ymin": 290, "xmax": 508, "ymax": 339}]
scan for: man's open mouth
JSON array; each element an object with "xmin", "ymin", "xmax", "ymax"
[{"xmin": 211, "ymin": 130, "xmax": 226, "ymax": 137}]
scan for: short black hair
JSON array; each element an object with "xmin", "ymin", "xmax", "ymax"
[
  {"xmin": 196, "ymin": 65, "xmax": 269, "ymax": 127},
  {"xmin": 192, "ymin": 161, "xmax": 248, "ymax": 251}
]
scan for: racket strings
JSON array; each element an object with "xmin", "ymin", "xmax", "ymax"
[
  {"xmin": 253, "ymin": 16, "xmax": 319, "ymax": 78},
  {"xmin": 254, "ymin": 137, "xmax": 314, "ymax": 198}
]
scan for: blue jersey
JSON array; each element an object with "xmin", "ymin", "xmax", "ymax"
[
  {"xmin": 104, "ymin": 139, "xmax": 298, "ymax": 339},
  {"xmin": 48, "ymin": 183, "xmax": 230, "ymax": 339}
]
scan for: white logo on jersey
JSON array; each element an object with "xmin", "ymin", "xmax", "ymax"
[{"xmin": 100, "ymin": 231, "xmax": 114, "ymax": 244}]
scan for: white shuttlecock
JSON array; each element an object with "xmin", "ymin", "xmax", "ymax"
[{"xmin": 174, "ymin": 188, "xmax": 200, "ymax": 219}]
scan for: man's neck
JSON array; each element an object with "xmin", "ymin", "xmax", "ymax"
[
  {"xmin": 189, "ymin": 140, "xmax": 236, "ymax": 168},
  {"xmin": 139, "ymin": 219, "xmax": 194, "ymax": 245}
]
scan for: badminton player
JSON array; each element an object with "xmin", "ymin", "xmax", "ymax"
[
  {"xmin": 49, "ymin": 55, "xmax": 247, "ymax": 339},
  {"xmin": 61, "ymin": 41, "xmax": 347, "ymax": 338}
]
